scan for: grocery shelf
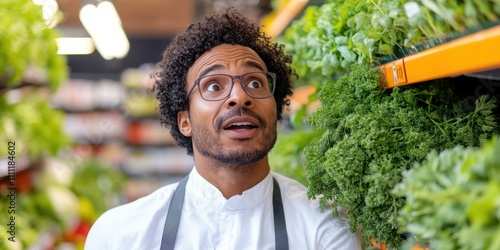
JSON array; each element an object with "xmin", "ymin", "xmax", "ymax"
[{"xmin": 379, "ymin": 25, "xmax": 500, "ymax": 89}]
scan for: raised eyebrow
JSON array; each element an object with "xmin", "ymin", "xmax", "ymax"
[
  {"xmin": 244, "ymin": 61, "xmax": 265, "ymax": 72},
  {"xmin": 198, "ymin": 61, "xmax": 265, "ymax": 78},
  {"xmin": 199, "ymin": 64, "xmax": 224, "ymax": 78}
]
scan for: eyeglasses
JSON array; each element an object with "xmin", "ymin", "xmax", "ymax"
[{"xmin": 186, "ymin": 72, "xmax": 276, "ymax": 101}]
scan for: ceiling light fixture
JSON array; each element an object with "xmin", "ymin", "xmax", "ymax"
[
  {"xmin": 56, "ymin": 37, "xmax": 95, "ymax": 55},
  {"xmin": 79, "ymin": 1, "xmax": 130, "ymax": 60}
]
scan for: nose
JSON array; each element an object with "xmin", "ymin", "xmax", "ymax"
[{"xmin": 226, "ymin": 78, "xmax": 253, "ymax": 108}]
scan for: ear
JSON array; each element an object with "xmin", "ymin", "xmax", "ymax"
[{"xmin": 177, "ymin": 110, "xmax": 192, "ymax": 137}]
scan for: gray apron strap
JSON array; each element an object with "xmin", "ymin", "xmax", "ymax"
[
  {"xmin": 160, "ymin": 176, "xmax": 289, "ymax": 250},
  {"xmin": 160, "ymin": 176, "xmax": 188, "ymax": 250},
  {"xmin": 272, "ymin": 177, "xmax": 289, "ymax": 250}
]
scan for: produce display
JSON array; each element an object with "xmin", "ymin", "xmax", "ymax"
[
  {"xmin": 0, "ymin": 0, "xmax": 70, "ymax": 160},
  {"xmin": 394, "ymin": 135, "xmax": 500, "ymax": 250},
  {"xmin": 0, "ymin": 0, "xmax": 67, "ymax": 89},
  {"xmin": 303, "ymin": 64, "xmax": 499, "ymax": 248},
  {"xmin": 279, "ymin": 0, "xmax": 500, "ymax": 248},
  {"xmin": 282, "ymin": 0, "xmax": 500, "ymax": 85},
  {"xmin": 0, "ymin": 159, "xmax": 127, "ymax": 249},
  {"xmin": 0, "ymin": 186, "xmax": 60, "ymax": 250},
  {"xmin": 0, "ymin": 1, "xmax": 127, "ymax": 249},
  {"xmin": 0, "ymin": 95, "xmax": 71, "ymax": 159}
]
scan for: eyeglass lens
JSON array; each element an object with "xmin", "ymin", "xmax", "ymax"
[{"xmin": 197, "ymin": 72, "xmax": 274, "ymax": 100}]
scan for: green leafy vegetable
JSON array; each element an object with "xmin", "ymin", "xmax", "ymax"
[
  {"xmin": 282, "ymin": 0, "xmax": 500, "ymax": 81},
  {"xmin": 304, "ymin": 63, "xmax": 499, "ymax": 248},
  {"xmin": 394, "ymin": 135, "xmax": 500, "ymax": 250},
  {"xmin": 0, "ymin": 95, "xmax": 71, "ymax": 158},
  {"xmin": 0, "ymin": 0, "xmax": 67, "ymax": 90}
]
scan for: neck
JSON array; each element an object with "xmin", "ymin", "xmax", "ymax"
[{"xmin": 194, "ymin": 156, "xmax": 270, "ymax": 199}]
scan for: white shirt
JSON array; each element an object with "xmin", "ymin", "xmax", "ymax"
[{"xmin": 85, "ymin": 168, "xmax": 361, "ymax": 250}]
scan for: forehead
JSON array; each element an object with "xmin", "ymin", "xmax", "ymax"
[{"xmin": 188, "ymin": 44, "xmax": 267, "ymax": 78}]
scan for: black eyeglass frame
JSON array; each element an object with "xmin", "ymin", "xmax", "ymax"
[{"xmin": 185, "ymin": 71, "xmax": 277, "ymax": 102}]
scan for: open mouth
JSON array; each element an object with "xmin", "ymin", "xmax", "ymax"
[{"xmin": 224, "ymin": 122, "xmax": 258, "ymax": 130}]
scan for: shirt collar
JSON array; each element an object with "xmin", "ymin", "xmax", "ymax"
[{"xmin": 187, "ymin": 167, "xmax": 272, "ymax": 211}]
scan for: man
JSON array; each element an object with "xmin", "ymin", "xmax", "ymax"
[{"xmin": 85, "ymin": 8, "xmax": 361, "ymax": 250}]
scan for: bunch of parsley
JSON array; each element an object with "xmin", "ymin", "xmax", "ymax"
[
  {"xmin": 304, "ymin": 64, "xmax": 499, "ymax": 248},
  {"xmin": 394, "ymin": 135, "xmax": 500, "ymax": 250}
]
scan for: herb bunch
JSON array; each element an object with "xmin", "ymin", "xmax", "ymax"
[
  {"xmin": 304, "ymin": 64, "xmax": 499, "ymax": 248},
  {"xmin": 394, "ymin": 135, "xmax": 500, "ymax": 250}
]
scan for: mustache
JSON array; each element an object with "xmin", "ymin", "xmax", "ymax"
[{"xmin": 215, "ymin": 108, "xmax": 266, "ymax": 131}]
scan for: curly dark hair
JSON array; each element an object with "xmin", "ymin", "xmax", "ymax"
[{"xmin": 154, "ymin": 7, "xmax": 295, "ymax": 155}]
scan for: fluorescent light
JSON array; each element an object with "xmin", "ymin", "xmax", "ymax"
[
  {"xmin": 98, "ymin": 1, "xmax": 122, "ymax": 26},
  {"xmin": 79, "ymin": 1, "xmax": 130, "ymax": 60},
  {"xmin": 56, "ymin": 37, "xmax": 95, "ymax": 55}
]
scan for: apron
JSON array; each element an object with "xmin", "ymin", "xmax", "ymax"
[{"xmin": 160, "ymin": 176, "xmax": 289, "ymax": 250}]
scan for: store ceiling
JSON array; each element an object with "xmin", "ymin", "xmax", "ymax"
[
  {"xmin": 55, "ymin": 0, "xmax": 272, "ymax": 77},
  {"xmin": 56, "ymin": 0, "xmax": 196, "ymax": 38},
  {"xmin": 56, "ymin": 0, "xmax": 193, "ymax": 77}
]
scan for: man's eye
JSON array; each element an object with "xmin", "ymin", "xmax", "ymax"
[
  {"xmin": 247, "ymin": 80, "xmax": 263, "ymax": 89},
  {"xmin": 207, "ymin": 82, "xmax": 222, "ymax": 92}
]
